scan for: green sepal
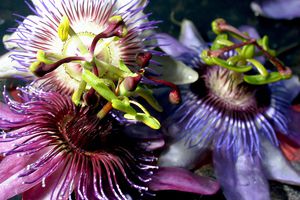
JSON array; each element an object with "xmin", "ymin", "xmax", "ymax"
[
  {"xmin": 82, "ymin": 69, "xmax": 118, "ymax": 101},
  {"xmin": 124, "ymin": 113, "xmax": 161, "ymax": 130}
]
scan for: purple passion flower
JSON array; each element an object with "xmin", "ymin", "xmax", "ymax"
[
  {"xmin": 0, "ymin": 86, "xmax": 221, "ymax": 199},
  {"xmin": 0, "ymin": 87, "xmax": 160, "ymax": 199},
  {"xmin": 156, "ymin": 19, "xmax": 300, "ymax": 200}
]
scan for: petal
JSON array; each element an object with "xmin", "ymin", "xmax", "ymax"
[
  {"xmin": 159, "ymin": 138, "xmax": 210, "ymax": 169},
  {"xmin": 156, "ymin": 33, "xmax": 200, "ymax": 67},
  {"xmin": 213, "ymin": 148, "xmax": 270, "ymax": 200},
  {"xmin": 251, "ymin": 0, "xmax": 300, "ymax": 20},
  {"xmin": 285, "ymin": 107, "xmax": 300, "ymax": 146},
  {"xmin": 261, "ymin": 135, "xmax": 300, "ymax": 185},
  {"xmin": 280, "ymin": 76, "xmax": 300, "ymax": 102},
  {"xmin": 148, "ymin": 167, "xmax": 219, "ymax": 195},
  {"xmin": 0, "ymin": 53, "xmax": 31, "ymax": 79},
  {"xmin": 22, "ymin": 165, "xmax": 66, "ymax": 200},
  {"xmin": 0, "ymin": 152, "xmax": 64, "ymax": 199},
  {"xmin": 0, "ymin": 102, "xmax": 25, "ymax": 123},
  {"xmin": 152, "ymin": 56, "xmax": 199, "ymax": 85},
  {"xmin": 179, "ymin": 19, "xmax": 207, "ymax": 52}
]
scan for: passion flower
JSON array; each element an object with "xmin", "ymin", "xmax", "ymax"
[{"xmin": 156, "ymin": 19, "xmax": 300, "ymax": 200}]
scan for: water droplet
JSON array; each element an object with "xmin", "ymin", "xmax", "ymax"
[{"xmin": 42, "ymin": 178, "xmax": 46, "ymax": 188}]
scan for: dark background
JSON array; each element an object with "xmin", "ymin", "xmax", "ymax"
[{"xmin": 1, "ymin": 0, "xmax": 300, "ymax": 199}]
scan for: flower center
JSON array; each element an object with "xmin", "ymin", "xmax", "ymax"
[
  {"xmin": 57, "ymin": 112, "xmax": 113, "ymax": 153},
  {"xmin": 62, "ymin": 32, "xmax": 120, "ymax": 82},
  {"xmin": 204, "ymin": 66, "xmax": 257, "ymax": 109}
]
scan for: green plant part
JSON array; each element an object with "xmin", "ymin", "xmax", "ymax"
[
  {"xmin": 27, "ymin": 15, "xmax": 167, "ymax": 129},
  {"xmin": 201, "ymin": 18, "xmax": 292, "ymax": 85}
]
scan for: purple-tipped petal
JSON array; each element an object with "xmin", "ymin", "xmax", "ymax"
[
  {"xmin": 261, "ymin": 136, "xmax": 300, "ymax": 185},
  {"xmin": 0, "ymin": 102, "xmax": 26, "ymax": 123},
  {"xmin": 179, "ymin": 19, "xmax": 207, "ymax": 52},
  {"xmin": 156, "ymin": 33, "xmax": 199, "ymax": 65},
  {"xmin": 148, "ymin": 167, "xmax": 219, "ymax": 195},
  {"xmin": 213, "ymin": 148, "xmax": 270, "ymax": 200},
  {"xmin": 251, "ymin": 0, "xmax": 300, "ymax": 20},
  {"xmin": 22, "ymin": 165, "xmax": 66, "ymax": 200},
  {"xmin": 0, "ymin": 153, "xmax": 65, "ymax": 200}
]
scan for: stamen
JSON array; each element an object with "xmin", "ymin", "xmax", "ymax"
[{"xmin": 58, "ymin": 16, "xmax": 70, "ymax": 42}]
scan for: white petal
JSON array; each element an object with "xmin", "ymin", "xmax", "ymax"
[
  {"xmin": 0, "ymin": 53, "xmax": 31, "ymax": 79},
  {"xmin": 152, "ymin": 56, "xmax": 199, "ymax": 85}
]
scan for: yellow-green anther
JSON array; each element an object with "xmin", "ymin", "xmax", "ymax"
[
  {"xmin": 124, "ymin": 113, "xmax": 161, "ymax": 130},
  {"xmin": 246, "ymin": 59, "xmax": 269, "ymax": 77},
  {"xmin": 82, "ymin": 70, "xmax": 118, "ymax": 101},
  {"xmin": 36, "ymin": 50, "xmax": 54, "ymax": 64},
  {"xmin": 134, "ymin": 86, "xmax": 163, "ymax": 112},
  {"xmin": 241, "ymin": 45, "xmax": 255, "ymax": 59},
  {"xmin": 71, "ymin": 81, "xmax": 87, "ymax": 106},
  {"xmin": 111, "ymin": 99, "xmax": 137, "ymax": 115},
  {"xmin": 244, "ymin": 72, "xmax": 283, "ymax": 85},
  {"xmin": 108, "ymin": 15, "xmax": 123, "ymax": 23},
  {"xmin": 212, "ymin": 18, "xmax": 226, "ymax": 35},
  {"xmin": 216, "ymin": 38, "xmax": 235, "ymax": 47},
  {"xmin": 200, "ymin": 50, "xmax": 215, "ymax": 65},
  {"xmin": 121, "ymin": 26, "xmax": 128, "ymax": 38},
  {"xmin": 261, "ymin": 35, "xmax": 269, "ymax": 51},
  {"xmin": 29, "ymin": 61, "xmax": 42, "ymax": 73},
  {"xmin": 58, "ymin": 16, "xmax": 70, "ymax": 42},
  {"xmin": 211, "ymin": 34, "xmax": 228, "ymax": 50},
  {"xmin": 226, "ymin": 55, "xmax": 243, "ymax": 66},
  {"xmin": 211, "ymin": 57, "xmax": 252, "ymax": 73}
]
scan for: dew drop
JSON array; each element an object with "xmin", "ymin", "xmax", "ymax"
[{"xmin": 42, "ymin": 177, "xmax": 46, "ymax": 188}]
